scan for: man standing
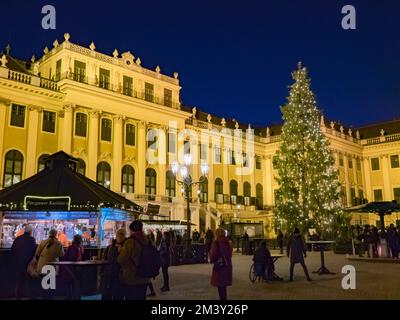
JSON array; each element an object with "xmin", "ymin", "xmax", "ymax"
[
  {"xmin": 287, "ymin": 227, "xmax": 311, "ymax": 282},
  {"xmin": 118, "ymin": 221, "xmax": 151, "ymax": 300},
  {"xmin": 11, "ymin": 224, "xmax": 37, "ymax": 299}
]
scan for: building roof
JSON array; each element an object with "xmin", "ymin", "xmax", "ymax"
[
  {"xmin": 0, "ymin": 151, "xmax": 143, "ymax": 213},
  {"xmin": 356, "ymin": 119, "xmax": 400, "ymax": 139}
]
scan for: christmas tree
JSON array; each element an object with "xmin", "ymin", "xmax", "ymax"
[{"xmin": 274, "ymin": 62, "xmax": 342, "ymax": 235}]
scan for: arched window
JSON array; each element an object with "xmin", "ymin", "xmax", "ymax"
[
  {"xmin": 121, "ymin": 165, "xmax": 135, "ymax": 193},
  {"xmin": 165, "ymin": 170, "xmax": 176, "ymax": 199},
  {"xmin": 230, "ymin": 180, "xmax": 238, "ymax": 196},
  {"xmin": 256, "ymin": 184, "xmax": 263, "ymax": 210},
  {"xmin": 77, "ymin": 158, "xmax": 86, "ymax": 176},
  {"xmin": 37, "ymin": 154, "xmax": 50, "ymax": 172},
  {"xmin": 97, "ymin": 162, "xmax": 111, "ymax": 189},
  {"xmin": 243, "ymin": 182, "xmax": 251, "ymax": 198},
  {"xmin": 230, "ymin": 180, "xmax": 238, "ymax": 204},
  {"xmin": 199, "ymin": 177, "xmax": 208, "ymax": 203},
  {"xmin": 215, "ymin": 178, "xmax": 223, "ymax": 201},
  {"xmin": 146, "ymin": 168, "xmax": 157, "ymax": 200},
  {"xmin": 3, "ymin": 150, "xmax": 23, "ymax": 188}
]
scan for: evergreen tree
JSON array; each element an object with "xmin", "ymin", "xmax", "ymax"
[{"xmin": 274, "ymin": 62, "xmax": 342, "ymax": 235}]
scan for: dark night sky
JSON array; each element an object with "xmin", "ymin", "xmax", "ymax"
[{"xmin": 1, "ymin": 0, "xmax": 399, "ymax": 128}]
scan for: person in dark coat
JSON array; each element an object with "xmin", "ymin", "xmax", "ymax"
[
  {"xmin": 100, "ymin": 229, "xmax": 126, "ymax": 300},
  {"xmin": 287, "ymin": 228, "xmax": 311, "ymax": 282},
  {"xmin": 11, "ymin": 224, "xmax": 37, "ymax": 299},
  {"xmin": 205, "ymin": 228, "xmax": 214, "ymax": 262},
  {"xmin": 145, "ymin": 232, "xmax": 156, "ymax": 297},
  {"xmin": 253, "ymin": 241, "xmax": 274, "ymax": 281},
  {"xmin": 159, "ymin": 231, "xmax": 171, "ymax": 292},
  {"xmin": 276, "ymin": 230, "xmax": 284, "ymax": 254},
  {"xmin": 387, "ymin": 225, "xmax": 397, "ymax": 259},
  {"xmin": 210, "ymin": 228, "xmax": 233, "ymax": 300}
]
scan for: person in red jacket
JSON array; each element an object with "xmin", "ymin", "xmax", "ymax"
[
  {"xmin": 60, "ymin": 234, "xmax": 84, "ymax": 299},
  {"xmin": 210, "ymin": 228, "xmax": 233, "ymax": 300}
]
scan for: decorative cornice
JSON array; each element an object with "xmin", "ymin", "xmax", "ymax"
[
  {"xmin": 63, "ymin": 103, "xmax": 75, "ymax": 112},
  {"xmin": 113, "ymin": 114, "xmax": 125, "ymax": 123},
  {"xmin": 28, "ymin": 105, "xmax": 42, "ymax": 112},
  {"xmin": 88, "ymin": 109, "xmax": 101, "ymax": 118}
]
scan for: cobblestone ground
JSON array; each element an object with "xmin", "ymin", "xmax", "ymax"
[{"xmin": 148, "ymin": 251, "xmax": 400, "ymax": 300}]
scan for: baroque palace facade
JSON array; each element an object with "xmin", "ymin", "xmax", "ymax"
[{"xmin": 0, "ymin": 34, "xmax": 399, "ymax": 238}]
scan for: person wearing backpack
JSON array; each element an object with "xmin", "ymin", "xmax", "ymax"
[
  {"xmin": 118, "ymin": 220, "xmax": 158, "ymax": 300},
  {"xmin": 210, "ymin": 228, "xmax": 233, "ymax": 300}
]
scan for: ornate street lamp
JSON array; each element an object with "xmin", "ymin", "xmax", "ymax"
[{"xmin": 172, "ymin": 155, "xmax": 208, "ymax": 256}]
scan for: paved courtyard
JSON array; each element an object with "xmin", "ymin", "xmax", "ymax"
[{"xmin": 148, "ymin": 251, "xmax": 400, "ymax": 300}]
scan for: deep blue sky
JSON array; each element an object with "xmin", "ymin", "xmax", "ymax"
[{"xmin": 1, "ymin": 0, "xmax": 399, "ymax": 128}]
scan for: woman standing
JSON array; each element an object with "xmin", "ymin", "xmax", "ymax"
[
  {"xmin": 159, "ymin": 231, "xmax": 171, "ymax": 292},
  {"xmin": 210, "ymin": 228, "xmax": 233, "ymax": 300},
  {"xmin": 287, "ymin": 228, "xmax": 311, "ymax": 282}
]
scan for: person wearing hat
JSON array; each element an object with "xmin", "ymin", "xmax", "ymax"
[
  {"xmin": 11, "ymin": 224, "xmax": 37, "ymax": 299},
  {"xmin": 117, "ymin": 220, "xmax": 151, "ymax": 300}
]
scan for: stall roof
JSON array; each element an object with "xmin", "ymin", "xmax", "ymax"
[{"xmin": 0, "ymin": 151, "xmax": 143, "ymax": 213}]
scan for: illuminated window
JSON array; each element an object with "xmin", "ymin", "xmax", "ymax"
[
  {"xmin": 43, "ymin": 111, "xmax": 56, "ymax": 133},
  {"xmin": 3, "ymin": 150, "xmax": 23, "ymax": 188},
  {"xmin": 101, "ymin": 118, "xmax": 112, "ymax": 142},
  {"xmin": 97, "ymin": 162, "xmax": 111, "ymax": 189},
  {"xmin": 37, "ymin": 154, "xmax": 50, "ymax": 172},
  {"xmin": 75, "ymin": 113, "xmax": 87, "ymax": 137},
  {"xmin": 10, "ymin": 104, "xmax": 25, "ymax": 128},
  {"xmin": 146, "ymin": 168, "xmax": 157, "ymax": 200},
  {"xmin": 121, "ymin": 165, "xmax": 134, "ymax": 193}
]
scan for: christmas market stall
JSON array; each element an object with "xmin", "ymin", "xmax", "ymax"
[{"xmin": 0, "ymin": 151, "xmax": 143, "ymax": 298}]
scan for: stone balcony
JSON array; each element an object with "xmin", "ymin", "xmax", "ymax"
[{"xmin": 0, "ymin": 66, "xmax": 60, "ymax": 92}]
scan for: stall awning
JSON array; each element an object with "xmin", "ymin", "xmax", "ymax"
[{"xmin": 0, "ymin": 151, "xmax": 143, "ymax": 213}]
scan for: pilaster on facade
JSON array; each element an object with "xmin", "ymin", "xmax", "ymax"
[
  {"xmin": 0, "ymin": 99, "xmax": 8, "ymax": 186},
  {"xmin": 362, "ymin": 156, "xmax": 372, "ymax": 201},
  {"xmin": 61, "ymin": 103, "xmax": 75, "ymax": 154},
  {"xmin": 381, "ymin": 154, "xmax": 391, "ymax": 201},
  {"xmin": 343, "ymin": 154, "xmax": 351, "ymax": 207},
  {"xmin": 137, "ymin": 120, "xmax": 147, "ymax": 195},
  {"xmin": 264, "ymin": 155, "xmax": 273, "ymax": 206},
  {"xmin": 87, "ymin": 109, "xmax": 100, "ymax": 181},
  {"xmin": 25, "ymin": 106, "xmax": 40, "ymax": 178},
  {"xmin": 112, "ymin": 114, "xmax": 124, "ymax": 192}
]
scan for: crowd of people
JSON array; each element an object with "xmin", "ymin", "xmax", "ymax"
[
  {"xmin": 352, "ymin": 224, "xmax": 400, "ymax": 258},
  {"xmin": 9, "ymin": 221, "xmax": 230, "ymax": 300}
]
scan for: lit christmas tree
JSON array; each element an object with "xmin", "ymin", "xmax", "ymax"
[{"xmin": 274, "ymin": 62, "xmax": 343, "ymax": 235}]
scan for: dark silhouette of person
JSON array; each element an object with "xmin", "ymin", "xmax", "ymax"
[{"xmin": 253, "ymin": 241, "xmax": 274, "ymax": 281}]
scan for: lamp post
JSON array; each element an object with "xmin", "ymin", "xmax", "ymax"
[{"xmin": 172, "ymin": 155, "xmax": 208, "ymax": 257}]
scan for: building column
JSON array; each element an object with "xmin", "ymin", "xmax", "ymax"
[
  {"xmin": 352, "ymin": 156, "xmax": 359, "ymax": 198},
  {"xmin": 250, "ymin": 155, "xmax": 256, "ymax": 198},
  {"xmin": 381, "ymin": 154, "xmax": 391, "ymax": 201},
  {"xmin": 87, "ymin": 110, "xmax": 100, "ymax": 181},
  {"xmin": 137, "ymin": 121, "xmax": 147, "ymax": 195},
  {"xmin": 343, "ymin": 154, "xmax": 351, "ymax": 207},
  {"xmin": 61, "ymin": 103, "xmax": 74, "ymax": 154},
  {"xmin": 112, "ymin": 115, "xmax": 124, "ymax": 192},
  {"xmin": 264, "ymin": 155, "xmax": 273, "ymax": 206},
  {"xmin": 0, "ymin": 99, "xmax": 9, "ymax": 185},
  {"xmin": 362, "ymin": 157, "xmax": 372, "ymax": 201},
  {"xmin": 25, "ymin": 106, "xmax": 40, "ymax": 178},
  {"xmin": 207, "ymin": 142, "xmax": 214, "ymax": 202},
  {"xmin": 158, "ymin": 127, "xmax": 166, "ymax": 198},
  {"xmin": 222, "ymin": 148, "xmax": 229, "ymax": 198}
]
